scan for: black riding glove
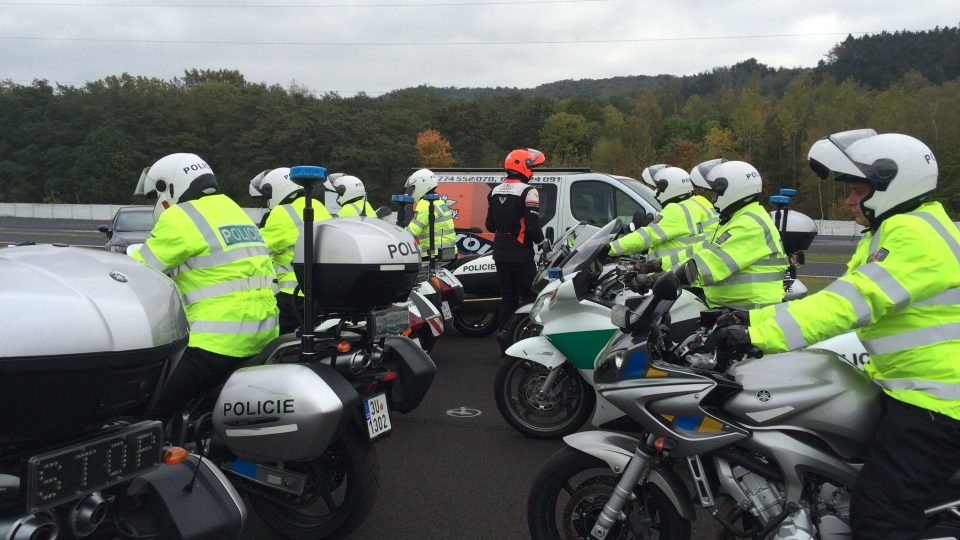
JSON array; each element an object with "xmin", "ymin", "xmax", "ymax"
[
  {"xmin": 715, "ymin": 310, "xmax": 750, "ymax": 329},
  {"xmin": 700, "ymin": 325, "xmax": 756, "ymax": 357},
  {"xmin": 634, "ymin": 259, "xmax": 663, "ymax": 275}
]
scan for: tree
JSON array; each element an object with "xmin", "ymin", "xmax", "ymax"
[
  {"xmin": 540, "ymin": 112, "xmax": 591, "ymax": 166},
  {"xmin": 703, "ymin": 126, "xmax": 738, "ymax": 158},
  {"xmin": 416, "ymin": 129, "xmax": 456, "ymax": 168}
]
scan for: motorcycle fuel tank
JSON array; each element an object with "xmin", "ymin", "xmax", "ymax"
[
  {"xmin": 725, "ymin": 349, "xmax": 883, "ymax": 460},
  {"xmin": 213, "ymin": 363, "xmax": 359, "ymax": 462},
  {"xmin": 294, "ymin": 218, "xmax": 420, "ymax": 311},
  {"xmin": 0, "ymin": 245, "xmax": 188, "ymax": 444}
]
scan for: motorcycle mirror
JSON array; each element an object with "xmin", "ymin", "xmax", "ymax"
[
  {"xmin": 375, "ymin": 206, "xmax": 391, "ymax": 219},
  {"xmin": 610, "ymin": 304, "xmax": 630, "ymax": 330},
  {"xmin": 652, "ymin": 271, "xmax": 681, "ymax": 301},
  {"xmin": 678, "ymin": 258, "xmax": 698, "ymax": 287}
]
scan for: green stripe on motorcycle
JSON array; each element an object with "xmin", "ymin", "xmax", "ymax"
[{"xmin": 547, "ymin": 329, "xmax": 618, "ymax": 370}]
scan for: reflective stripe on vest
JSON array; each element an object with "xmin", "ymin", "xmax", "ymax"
[
  {"xmin": 182, "ymin": 275, "xmax": 275, "ymax": 305},
  {"xmin": 190, "ymin": 317, "xmax": 279, "ymax": 335},
  {"xmin": 874, "ymin": 377, "xmax": 959, "ymax": 400},
  {"xmin": 772, "ymin": 302, "xmax": 808, "ymax": 349}
]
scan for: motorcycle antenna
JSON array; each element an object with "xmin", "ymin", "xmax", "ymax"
[
  {"xmin": 423, "ymin": 192, "xmax": 440, "ymax": 275},
  {"xmin": 290, "ymin": 165, "xmax": 327, "ymax": 361}
]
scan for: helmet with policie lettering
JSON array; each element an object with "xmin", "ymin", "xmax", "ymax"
[
  {"xmin": 700, "ymin": 160, "xmax": 763, "ymax": 214},
  {"xmin": 808, "ymin": 129, "xmax": 937, "ymax": 227},
  {"xmin": 690, "ymin": 158, "xmax": 728, "ymax": 190},
  {"xmin": 651, "ymin": 166, "xmax": 694, "ymax": 204},
  {"xmin": 329, "ymin": 175, "xmax": 367, "ymax": 206},
  {"xmin": 504, "ymin": 148, "xmax": 546, "ymax": 181},
  {"xmin": 134, "ymin": 153, "xmax": 218, "ymax": 221},
  {"xmin": 404, "ymin": 168, "xmax": 438, "ymax": 203},
  {"xmin": 248, "ymin": 167, "xmax": 302, "ymax": 209}
]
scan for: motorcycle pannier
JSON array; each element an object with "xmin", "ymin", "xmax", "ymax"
[
  {"xmin": 0, "ymin": 245, "xmax": 188, "ymax": 444},
  {"xmin": 294, "ymin": 218, "xmax": 421, "ymax": 311}
]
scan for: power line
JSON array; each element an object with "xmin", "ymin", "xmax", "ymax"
[
  {"xmin": 0, "ymin": 0, "xmax": 609, "ymax": 7},
  {"xmin": 0, "ymin": 30, "xmax": 882, "ymax": 47}
]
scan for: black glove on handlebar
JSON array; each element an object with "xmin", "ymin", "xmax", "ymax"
[
  {"xmin": 634, "ymin": 259, "xmax": 663, "ymax": 275},
  {"xmin": 715, "ymin": 310, "xmax": 749, "ymax": 329},
  {"xmin": 700, "ymin": 325, "xmax": 760, "ymax": 357}
]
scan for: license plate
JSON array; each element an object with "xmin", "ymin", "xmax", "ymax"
[
  {"xmin": 363, "ymin": 394, "xmax": 392, "ymax": 440},
  {"xmin": 441, "ymin": 301, "xmax": 452, "ymax": 320},
  {"xmin": 372, "ymin": 306, "xmax": 409, "ymax": 338},
  {"xmin": 25, "ymin": 421, "xmax": 163, "ymax": 513}
]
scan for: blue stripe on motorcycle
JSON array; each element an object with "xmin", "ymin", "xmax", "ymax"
[
  {"xmin": 621, "ymin": 350, "xmax": 649, "ymax": 378},
  {"xmin": 674, "ymin": 416, "xmax": 702, "ymax": 431},
  {"xmin": 231, "ymin": 460, "xmax": 257, "ymax": 479}
]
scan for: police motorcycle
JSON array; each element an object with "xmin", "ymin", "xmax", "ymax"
[
  {"xmin": 0, "ymin": 245, "xmax": 245, "ymax": 539},
  {"xmin": 169, "ymin": 167, "xmax": 437, "ymax": 540},
  {"xmin": 526, "ymin": 261, "xmax": 960, "ymax": 540},
  {"xmin": 391, "ymin": 191, "xmax": 465, "ymax": 350},
  {"xmin": 495, "ymin": 219, "xmax": 707, "ymax": 439}
]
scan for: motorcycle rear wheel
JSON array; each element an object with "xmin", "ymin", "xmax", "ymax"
[
  {"xmin": 503, "ymin": 312, "xmax": 543, "ymax": 348},
  {"xmin": 249, "ymin": 428, "xmax": 379, "ymax": 540},
  {"xmin": 452, "ymin": 309, "xmax": 498, "ymax": 337},
  {"xmin": 527, "ymin": 447, "xmax": 690, "ymax": 540},
  {"xmin": 494, "ymin": 357, "xmax": 595, "ymax": 439}
]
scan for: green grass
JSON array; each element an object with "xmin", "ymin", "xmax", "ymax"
[
  {"xmin": 804, "ymin": 252, "xmax": 852, "ymax": 264},
  {"xmin": 798, "ymin": 276, "xmax": 835, "ymax": 294}
]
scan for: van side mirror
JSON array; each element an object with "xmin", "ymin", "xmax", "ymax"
[
  {"xmin": 97, "ymin": 224, "xmax": 111, "ymax": 238},
  {"xmin": 375, "ymin": 206, "xmax": 391, "ymax": 219}
]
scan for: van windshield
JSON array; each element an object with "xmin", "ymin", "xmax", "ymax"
[{"xmin": 617, "ymin": 178, "xmax": 662, "ymax": 212}]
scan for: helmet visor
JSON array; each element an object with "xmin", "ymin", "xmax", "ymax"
[
  {"xmin": 808, "ymin": 129, "xmax": 878, "ymax": 181},
  {"xmin": 133, "ymin": 167, "xmax": 153, "ymax": 197},
  {"xmin": 248, "ymin": 169, "xmax": 269, "ymax": 197},
  {"xmin": 641, "ymin": 164, "xmax": 668, "ymax": 188},
  {"xmin": 691, "ymin": 159, "xmax": 726, "ymax": 190},
  {"xmin": 525, "ymin": 148, "xmax": 545, "ymax": 169}
]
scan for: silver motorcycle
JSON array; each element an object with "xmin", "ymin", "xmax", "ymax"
[{"xmin": 527, "ymin": 261, "xmax": 960, "ymax": 540}]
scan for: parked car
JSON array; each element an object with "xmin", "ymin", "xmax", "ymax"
[{"xmin": 98, "ymin": 205, "xmax": 154, "ymax": 252}]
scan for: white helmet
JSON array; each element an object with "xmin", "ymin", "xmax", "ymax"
[
  {"xmin": 405, "ymin": 168, "xmax": 438, "ymax": 203},
  {"xmin": 702, "ymin": 160, "xmax": 763, "ymax": 213},
  {"xmin": 329, "ymin": 175, "xmax": 367, "ymax": 206},
  {"xmin": 134, "ymin": 153, "xmax": 218, "ymax": 220},
  {"xmin": 652, "ymin": 167, "xmax": 694, "ymax": 204},
  {"xmin": 808, "ymin": 129, "xmax": 937, "ymax": 227},
  {"xmin": 690, "ymin": 158, "xmax": 727, "ymax": 190},
  {"xmin": 248, "ymin": 167, "xmax": 302, "ymax": 209},
  {"xmin": 640, "ymin": 164, "xmax": 668, "ymax": 189}
]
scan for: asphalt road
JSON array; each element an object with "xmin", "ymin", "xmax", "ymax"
[{"xmin": 0, "ymin": 218, "xmax": 863, "ymax": 539}]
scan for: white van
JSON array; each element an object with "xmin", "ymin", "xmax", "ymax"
[{"xmin": 433, "ymin": 168, "xmax": 661, "ymax": 336}]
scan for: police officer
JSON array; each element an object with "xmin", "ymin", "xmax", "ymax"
[
  {"xmin": 650, "ymin": 160, "xmax": 788, "ymax": 310},
  {"xmin": 486, "ymin": 148, "xmax": 547, "ymax": 347},
  {"xmin": 709, "ymin": 130, "xmax": 960, "ymax": 539},
  {"xmin": 404, "ymin": 168, "xmax": 457, "ymax": 259},
  {"xmin": 608, "ymin": 165, "xmax": 719, "ymax": 265},
  {"xmin": 328, "ymin": 174, "xmax": 377, "ymax": 217},
  {"xmin": 249, "ymin": 167, "xmax": 333, "ymax": 334},
  {"xmin": 131, "ymin": 153, "xmax": 279, "ymax": 420}
]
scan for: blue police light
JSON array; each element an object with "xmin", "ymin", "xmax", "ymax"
[
  {"xmin": 770, "ymin": 195, "xmax": 791, "ymax": 205},
  {"xmin": 547, "ymin": 267, "xmax": 562, "ymax": 280},
  {"xmin": 423, "ymin": 193, "xmax": 441, "ymax": 201},
  {"xmin": 391, "ymin": 194, "xmax": 415, "ymax": 204},
  {"xmin": 290, "ymin": 166, "xmax": 327, "ymax": 179},
  {"xmin": 779, "ymin": 188, "xmax": 797, "ymax": 198}
]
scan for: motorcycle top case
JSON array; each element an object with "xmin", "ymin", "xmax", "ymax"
[
  {"xmin": 771, "ymin": 209, "xmax": 818, "ymax": 253},
  {"xmin": 0, "ymin": 245, "xmax": 188, "ymax": 444},
  {"xmin": 294, "ymin": 218, "xmax": 420, "ymax": 311},
  {"xmin": 212, "ymin": 363, "xmax": 359, "ymax": 462}
]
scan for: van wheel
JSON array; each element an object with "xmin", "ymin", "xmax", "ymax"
[{"xmin": 453, "ymin": 309, "xmax": 498, "ymax": 337}]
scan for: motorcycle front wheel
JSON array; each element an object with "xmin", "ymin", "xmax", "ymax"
[
  {"xmin": 249, "ymin": 428, "xmax": 379, "ymax": 540},
  {"xmin": 528, "ymin": 447, "xmax": 690, "ymax": 540},
  {"xmin": 494, "ymin": 357, "xmax": 595, "ymax": 439}
]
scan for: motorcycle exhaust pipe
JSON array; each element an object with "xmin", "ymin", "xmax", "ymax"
[
  {"xmin": 0, "ymin": 511, "xmax": 59, "ymax": 540},
  {"xmin": 69, "ymin": 492, "xmax": 107, "ymax": 537}
]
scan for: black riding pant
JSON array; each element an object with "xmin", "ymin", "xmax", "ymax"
[
  {"xmin": 851, "ymin": 395, "xmax": 960, "ymax": 539},
  {"xmin": 146, "ymin": 346, "xmax": 250, "ymax": 422},
  {"xmin": 495, "ymin": 258, "xmax": 536, "ymax": 330},
  {"xmin": 276, "ymin": 292, "xmax": 304, "ymax": 335}
]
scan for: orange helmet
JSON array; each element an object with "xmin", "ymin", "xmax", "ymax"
[{"xmin": 504, "ymin": 148, "xmax": 546, "ymax": 180}]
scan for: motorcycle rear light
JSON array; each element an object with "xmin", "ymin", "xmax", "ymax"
[
  {"xmin": 378, "ymin": 371, "xmax": 398, "ymax": 382},
  {"xmin": 429, "ymin": 275, "xmax": 454, "ymax": 295},
  {"xmin": 409, "ymin": 311, "xmax": 425, "ymax": 330},
  {"xmin": 337, "ymin": 341, "xmax": 351, "ymax": 353},
  {"xmin": 163, "ymin": 446, "xmax": 189, "ymax": 465}
]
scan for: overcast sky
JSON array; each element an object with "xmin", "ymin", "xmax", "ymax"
[{"xmin": 1, "ymin": 0, "xmax": 957, "ymax": 95}]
